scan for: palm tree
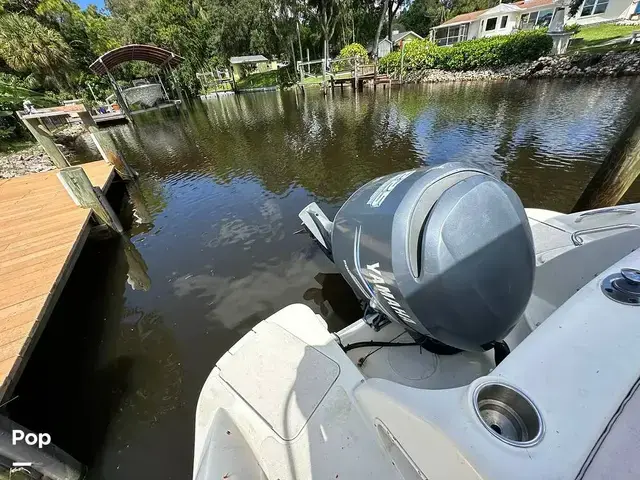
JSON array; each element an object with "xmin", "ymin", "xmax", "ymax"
[{"xmin": 0, "ymin": 13, "xmax": 73, "ymax": 89}]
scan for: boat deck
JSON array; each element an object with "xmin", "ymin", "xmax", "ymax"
[{"xmin": 0, "ymin": 161, "xmax": 114, "ymax": 401}]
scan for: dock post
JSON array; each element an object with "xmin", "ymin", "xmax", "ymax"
[
  {"xmin": 354, "ymin": 57, "xmax": 359, "ymax": 91},
  {"xmin": 101, "ymin": 59, "xmax": 131, "ymax": 118},
  {"xmin": 157, "ymin": 72, "xmax": 170, "ymax": 101},
  {"xmin": 0, "ymin": 415, "xmax": 84, "ymax": 480},
  {"xmin": 58, "ymin": 166, "xmax": 124, "ymax": 233},
  {"xmin": 123, "ymin": 237, "xmax": 151, "ymax": 291},
  {"xmin": 572, "ymin": 109, "xmax": 640, "ymax": 212},
  {"xmin": 77, "ymin": 109, "xmax": 137, "ymax": 178},
  {"xmin": 76, "ymin": 109, "xmax": 153, "ymax": 224},
  {"xmin": 399, "ymin": 42, "xmax": 406, "ymax": 84},
  {"xmin": 17, "ymin": 113, "xmax": 70, "ymax": 169}
]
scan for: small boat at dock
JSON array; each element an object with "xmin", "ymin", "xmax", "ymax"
[{"xmin": 193, "ymin": 163, "xmax": 640, "ymax": 480}]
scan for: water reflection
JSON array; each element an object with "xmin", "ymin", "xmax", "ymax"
[{"xmin": 10, "ymin": 78, "xmax": 640, "ymax": 480}]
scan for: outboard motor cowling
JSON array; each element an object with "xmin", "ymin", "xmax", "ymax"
[{"xmin": 300, "ymin": 163, "xmax": 535, "ymax": 352}]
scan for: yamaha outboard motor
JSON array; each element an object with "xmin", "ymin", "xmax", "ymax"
[{"xmin": 299, "ymin": 163, "xmax": 535, "ymax": 353}]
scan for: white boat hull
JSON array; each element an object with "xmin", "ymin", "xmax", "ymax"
[{"xmin": 194, "ymin": 204, "xmax": 640, "ymax": 480}]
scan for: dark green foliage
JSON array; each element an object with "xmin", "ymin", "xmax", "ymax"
[
  {"xmin": 399, "ymin": 0, "xmax": 442, "ymax": 37},
  {"xmin": 333, "ymin": 42, "xmax": 368, "ymax": 70},
  {"xmin": 379, "ymin": 31, "xmax": 553, "ymax": 74}
]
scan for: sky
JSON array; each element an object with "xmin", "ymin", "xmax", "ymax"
[{"xmin": 74, "ymin": 0, "xmax": 105, "ymax": 10}]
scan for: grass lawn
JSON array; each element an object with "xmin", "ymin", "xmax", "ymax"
[
  {"xmin": 201, "ymin": 82, "xmax": 234, "ymax": 94},
  {"xmin": 236, "ymin": 70, "xmax": 280, "ymax": 89},
  {"xmin": 301, "ymin": 72, "xmax": 354, "ymax": 85},
  {"xmin": 570, "ymin": 23, "xmax": 638, "ymax": 51},
  {"xmin": 302, "ymin": 75, "xmax": 324, "ymax": 84}
]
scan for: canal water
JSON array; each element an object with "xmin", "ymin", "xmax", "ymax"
[{"xmin": 9, "ymin": 78, "xmax": 640, "ymax": 479}]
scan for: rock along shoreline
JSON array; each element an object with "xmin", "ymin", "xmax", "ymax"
[
  {"xmin": 400, "ymin": 50, "xmax": 640, "ymax": 84},
  {"xmin": 0, "ymin": 123, "xmax": 86, "ymax": 179}
]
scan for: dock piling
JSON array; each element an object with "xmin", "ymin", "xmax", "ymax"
[
  {"xmin": 573, "ymin": 108, "xmax": 640, "ymax": 212},
  {"xmin": 17, "ymin": 113, "xmax": 70, "ymax": 169},
  {"xmin": 57, "ymin": 166, "xmax": 124, "ymax": 233},
  {"xmin": 76, "ymin": 108, "xmax": 153, "ymax": 224}
]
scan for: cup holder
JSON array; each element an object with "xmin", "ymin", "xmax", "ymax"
[{"xmin": 473, "ymin": 382, "xmax": 543, "ymax": 447}]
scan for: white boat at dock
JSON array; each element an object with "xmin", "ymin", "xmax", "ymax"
[{"xmin": 193, "ymin": 162, "xmax": 640, "ymax": 479}]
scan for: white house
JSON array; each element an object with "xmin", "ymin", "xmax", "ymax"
[{"xmin": 430, "ymin": 0, "xmax": 638, "ymax": 46}]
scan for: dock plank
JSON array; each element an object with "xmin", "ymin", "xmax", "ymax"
[{"xmin": 0, "ymin": 160, "xmax": 114, "ymax": 401}]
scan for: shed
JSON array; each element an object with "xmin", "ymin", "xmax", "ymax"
[
  {"xmin": 229, "ymin": 55, "xmax": 276, "ymax": 79},
  {"xmin": 367, "ymin": 37, "xmax": 393, "ymax": 58}
]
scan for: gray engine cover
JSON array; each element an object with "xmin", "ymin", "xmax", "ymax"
[{"xmin": 331, "ymin": 163, "xmax": 535, "ymax": 352}]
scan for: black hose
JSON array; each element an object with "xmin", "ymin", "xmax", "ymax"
[
  {"xmin": 342, "ymin": 336, "xmax": 463, "ymax": 355},
  {"xmin": 342, "ymin": 340, "xmax": 419, "ymax": 352}
]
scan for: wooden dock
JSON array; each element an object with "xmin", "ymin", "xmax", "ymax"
[
  {"xmin": 93, "ymin": 111, "xmax": 128, "ymax": 125},
  {"xmin": 0, "ymin": 161, "xmax": 115, "ymax": 402}
]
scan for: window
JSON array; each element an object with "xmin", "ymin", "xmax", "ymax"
[
  {"xmin": 537, "ymin": 9, "xmax": 554, "ymax": 26},
  {"xmin": 520, "ymin": 9, "xmax": 554, "ymax": 28},
  {"xmin": 434, "ymin": 23, "xmax": 470, "ymax": 46},
  {"xmin": 519, "ymin": 12, "xmax": 531, "ymax": 28},
  {"xmin": 500, "ymin": 15, "xmax": 508, "ymax": 28},
  {"xmin": 581, "ymin": 0, "xmax": 609, "ymax": 15},
  {"xmin": 486, "ymin": 17, "xmax": 497, "ymax": 31}
]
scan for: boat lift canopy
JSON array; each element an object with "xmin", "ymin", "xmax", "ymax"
[
  {"xmin": 89, "ymin": 44, "xmax": 184, "ymax": 117},
  {"xmin": 89, "ymin": 44, "xmax": 184, "ymax": 76}
]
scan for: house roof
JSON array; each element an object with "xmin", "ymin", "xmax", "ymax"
[
  {"xmin": 229, "ymin": 55, "xmax": 269, "ymax": 64},
  {"xmin": 513, "ymin": 0, "xmax": 557, "ymax": 9},
  {"xmin": 435, "ymin": 0, "xmax": 555, "ymax": 28},
  {"xmin": 438, "ymin": 10, "xmax": 488, "ymax": 27},
  {"xmin": 478, "ymin": 2, "xmax": 524, "ymax": 17},
  {"xmin": 391, "ymin": 31, "xmax": 424, "ymax": 43}
]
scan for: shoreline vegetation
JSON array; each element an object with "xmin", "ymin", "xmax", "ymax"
[
  {"xmin": 3, "ymin": 47, "xmax": 638, "ymax": 178},
  {"xmin": 394, "ymin": 50, "xmax": 640, "ymax": 83},
  {"xmin": 2, "ymin": 2, "xmax": 640, "ymax": 178},
  {"xmin": 379, "ymin": 28, "xmax": 640, "ymax": 83}
]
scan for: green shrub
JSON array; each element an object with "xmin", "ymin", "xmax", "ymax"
[
  {"xmin": 379, "ymin": 51, "xmax": 402, "ymax": 73},
  {"xmin": 334, "ymin": 42, "xmax": 368, "ymax": 71},
  {"xmin": 379, "ymin": 30, "xmax": 553, "ymax": 74},
  {"xmin": 564, "ymin": 23, "xmax": 581, "ymax": 34}
]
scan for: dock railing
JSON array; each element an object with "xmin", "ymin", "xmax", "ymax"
[
  {"xmin": 297, "ymin": 58, "xmax": 327, "ymax": 86},
  {"xmin": 197, "ymin": 68, "xmax": 235, "ymax": 95},
  {"xmin": 297, "ymin": 55, "xmax": 379, "ymax": 91}
]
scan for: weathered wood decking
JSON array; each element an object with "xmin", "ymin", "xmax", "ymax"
[{"xmin": 0, "ymin": 161, "xmax": 115, "ymax": 402}]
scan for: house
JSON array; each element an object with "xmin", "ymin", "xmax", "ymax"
[
  {"xmin": 430, "ymin": 0, "xmax": 637, "ymax": 46},
  {"xmin": 368, "ymin": 30, "xmax": 424, "ymax": 58},
  {"xmin": 229, "ymin": 55, "xmax": 278, "ymax": 79},
  {"xmin": 391, "ymin": 30, "xmax": 424, "ymax": 46}
]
